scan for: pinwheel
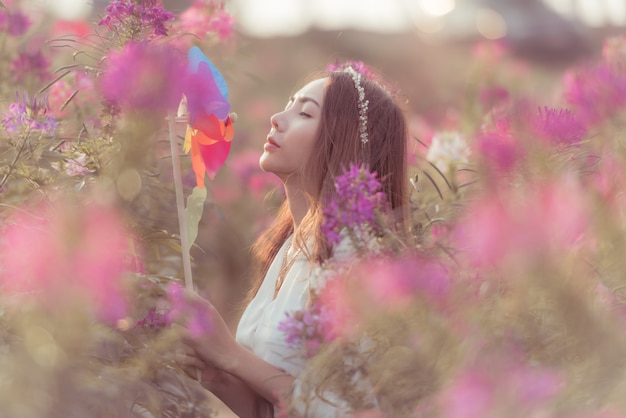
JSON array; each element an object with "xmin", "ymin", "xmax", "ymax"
[
  {"xmin": 183, "ymin": 46, "xmax": 234, "ymax": 188},
  {"xmin": 167, "ymin": 47, "xmax": 233, "ymax": 291}
]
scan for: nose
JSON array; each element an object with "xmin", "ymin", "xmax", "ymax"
[{"xmin": 270, "ymin": 111, "xmax": 285, "ymax": 132}]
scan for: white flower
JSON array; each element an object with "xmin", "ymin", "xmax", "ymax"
[
  {"xmin": 309, "ymin": 228, "xmax": 382, "ymax": 293},
  {"xmin": 426, "ymin": 131, "xmax": 471, "ymax": 174}
]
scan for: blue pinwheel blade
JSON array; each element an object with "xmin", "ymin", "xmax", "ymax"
[{"xmin": 188, "ymin": 46, "xmax": 228, "ymax": 100}]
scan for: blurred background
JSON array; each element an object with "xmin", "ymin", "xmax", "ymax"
[
  {"xmin": 37, "ymin": 0, "xmax": 626, "ymax": 158},
  {"xmin": 18, "ymin": 0, "xmax": 626, "ymax": 320}
]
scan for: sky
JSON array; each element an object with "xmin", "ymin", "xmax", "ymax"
[
  {"xmin": 41, "ymin": 0, "xmax": 626, "ymax": 38},
  {"xmin": 229, "ymin": 0, "xmax": 626, "ymax": 38}
]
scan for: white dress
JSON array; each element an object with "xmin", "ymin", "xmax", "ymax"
[{"xmin": 235, "ymin": 235, "xmax": 350, "ymax": 417}]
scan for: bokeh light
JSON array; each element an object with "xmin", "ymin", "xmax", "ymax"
[
  {"xmin": 418, "ymin": 0, "xmax": 456, "ymax": 17},
  {"xmin": 475, "ymin": 8, "xmax": 507, "ymax": 40}
]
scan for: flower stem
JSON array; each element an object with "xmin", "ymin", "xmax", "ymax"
[
  {"xmin": 0, "ymin": 131, "xmax": 30, "ymax": 191},
  {"xmin": 167, "ymin": 112, "xmax": 194, "ymax": 291}
]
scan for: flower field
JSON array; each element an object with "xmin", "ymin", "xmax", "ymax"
[{"xmin": 1, "ymin": 1, "xmax": 626, "ymax": 417}]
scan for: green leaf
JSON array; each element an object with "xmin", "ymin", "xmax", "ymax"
[
  {"xmin": 185, "ymin": 186, "xmax": 207, "ymax": 248},
  {"xmin": 0, "ymin": 2, "xmax": 6, "ymax": 9}
]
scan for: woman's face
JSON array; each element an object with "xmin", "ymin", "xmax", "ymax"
[{"xmin": 259, "ymin": 78, "xmax": 327, "ymax": 183}]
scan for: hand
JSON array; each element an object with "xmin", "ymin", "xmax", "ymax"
[
  {"xmin": 174, "ymin": 289, "xmax": 243, "ymax": 373},
  {"xmin": 175, "ymin": 344, "xmax": 229, "ymax": 391}
]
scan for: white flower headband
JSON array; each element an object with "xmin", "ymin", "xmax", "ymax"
[{"xmin": 343, "ymin": 66, "xmax": 370, "ymax": 145}]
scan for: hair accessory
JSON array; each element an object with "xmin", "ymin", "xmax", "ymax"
[{"xmin": 343, "ymin": 66, "xmax": 369, "ymax": 145}]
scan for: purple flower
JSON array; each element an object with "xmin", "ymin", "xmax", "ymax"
[
  {"xmin": 136, "ymin": 306, "xmax": 170, "ymax": 331},
  {"xmin": 10, "ymin": 51, "xmax": 49, "ymax": 82},
  {"xmin": 99, "ymin": 0, "xmax": 175, "ymax": 38},
  {"xmin": 321, "ymin": 163, "xmax": 388, "ymax": 245},
  {"xmin": 0, "ymin": 9, "xmax": 30, "ymax": 36},
  {"xmin": 99, "ymin": 42, "xmax": 187, "ymax": 112},
  {"xmin": 1, "ymin": 93, "xmax": 58, "ymax": 136},
  {"xmin": 278, "ymin": 304, "xmax": 329, "ymax": 357},
  {"xmin": 534, "ymin": 107, "xmax": 587, "ymax": 146}
]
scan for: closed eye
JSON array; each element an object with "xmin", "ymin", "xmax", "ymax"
[{"xmin": 299, "ymin": 112, "xmax": 311, "ymax": 118}]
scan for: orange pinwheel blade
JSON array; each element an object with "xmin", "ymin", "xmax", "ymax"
[{"xmin": 199, "ymin": 139, "xmax": 231, "ymax": 180}]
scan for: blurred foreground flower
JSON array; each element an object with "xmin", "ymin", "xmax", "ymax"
[
  {"xmin": 455, "ymin": 175, "xmax": 589, "ymax": 267},
  {"xmin": 0, "ymin": 199, "xmax": 131, "ymax": 323},
  {"xmin": 167, "ymin": 283, "xmax": 213, "ymax": 337},
  {"xmin": 99, "ymin": 41, "xmax": 187, "ymax": 113},
  {"xmin": 439, "ymin": 350, "xmax": 563, "ymax": 418}
]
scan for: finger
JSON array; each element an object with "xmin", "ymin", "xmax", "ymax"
[
  {"xmin": 174, "ymin": 354, "xmax": 207, "ymax": 369},
  {"xmin": 181, "ymin": 365, "xmax": 203, "ymax": 380}
]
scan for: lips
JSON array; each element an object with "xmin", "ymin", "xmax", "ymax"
[{"xmin": 266, "ymin": 137, "xmax": 280, "ymax": 148}]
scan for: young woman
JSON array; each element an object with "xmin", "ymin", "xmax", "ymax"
[{"xmin": 177, "ymin": 63, "xmax": 408, "ymax": 417}]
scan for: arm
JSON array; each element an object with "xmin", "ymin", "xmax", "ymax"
[
  {"xmin": 177, "ymin": 291, "xmax": 294, "ymax": 408},
  {"xmin": 178, "ymin": 348, "xmax": 276, "ymax": 417},
  {"xmin": 224, "ymin": 343, "xmax": 295, "ymax": 405}
]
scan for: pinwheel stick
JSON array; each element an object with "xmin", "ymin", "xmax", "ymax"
[{"xmin": 167, "ymin": 112, "xmax": 194, "ymax": 291}]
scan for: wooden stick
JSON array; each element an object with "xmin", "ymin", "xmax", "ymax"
[{"xmin": 167, "ymin": 112, "xmax": 194, "ymax": 291}]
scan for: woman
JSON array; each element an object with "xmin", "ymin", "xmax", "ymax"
[{"xmin": 177, "ymin": 63, "xmax": 408, "ymax": 417}]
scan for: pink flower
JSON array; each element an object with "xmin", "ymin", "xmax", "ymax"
[
  {"xmin": 316, "ymin": 273, "xmax": 360, "ymax": 341},
  {"xmin": 455, "ymin": 176, "xmax": 589, "ymax": 268},
  {"xmin": 99, "ymin": 42, "xmax": 187, "ymax": 113},
  {"xmin": 358, "ymin": 257, "xmax": 449, "ymax": 309},
  {"xmin": 533, "ymin": 106, "xmax": 587, "ymax": 146},
  {"xmin": 478, "ymin": 86, "xmax": 510, "ymax": 110},
  {"xmin": 439, "ymin": 370, "xmax": 493, "ymax": 418},
  {"xmin": 177, "ymin": 0, "xmax": 234, "ymax": 43},
  {"xmin": 563, "ymin": 62, "xmax": 626, "ymax": 125},
  {"xmin": 475, "ymin": 130, "xmax": 522, "ymax": 175},
  {"xmin": 439, "ymin": 352, "xmax": 562, "ymax": 417},
  {"xmin": 207, "ymin": 11, "xmax": 235, "ymax": 40},
  {"xmin": 0, "ymin": 200, "xmax": 130, "ymax": 322},
  {"xmin": 454, "ymin": 193, "xmax": 510, "ymax": 267},
  {"xmin": 166, "ymin": 283, "xmax": 213, "ymax": 338}
]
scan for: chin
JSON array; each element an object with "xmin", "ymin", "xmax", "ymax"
[{"xmin": 259, "ymin": 154, "xmax": 273, "ymax": 173}]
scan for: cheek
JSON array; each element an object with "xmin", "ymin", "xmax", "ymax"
[{"xmin": 296, "ymin": 130, "xmax": 319, "ymax": 161}]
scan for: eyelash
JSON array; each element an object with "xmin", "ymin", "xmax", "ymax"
[{"xmin": 299, "ymin": 112, "xmax": 311, "ymax": 118}]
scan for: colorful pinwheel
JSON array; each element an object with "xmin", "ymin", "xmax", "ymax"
[{"xmin": 183, "ymin": 46, "xmax": 234, "ymax": 188}]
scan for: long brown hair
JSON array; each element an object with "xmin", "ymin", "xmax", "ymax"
[{"xmin": 248, "ymin": 67, "xmax": 408, "ymax": 300}]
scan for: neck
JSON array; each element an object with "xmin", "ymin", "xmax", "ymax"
[{"xmin": 283, "ymin": 179, "xmax": 310, "ymax": 230}]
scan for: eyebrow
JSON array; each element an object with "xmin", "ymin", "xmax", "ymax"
[{"xmin": 289, "ymin": 96, "xmax": 321, "ymax": 108}]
